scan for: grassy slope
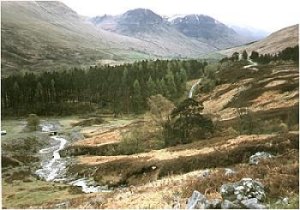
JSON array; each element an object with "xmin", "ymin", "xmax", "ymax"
[{"xmin": 1, "ymin": 2, "xmax": 154, "ymax": 75}]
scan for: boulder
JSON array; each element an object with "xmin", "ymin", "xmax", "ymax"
[
  {"xmin": 205, "ymin": 199, "xmax": 222, "ymax": 209},
  {"xmin": 221, "ymin": 200, "xmax": 241, "ymax": 209},
  {"xmin": 249, "ymin": 152, "xmax": 273, "ymax": 165},
  {"xmin": 241, "ymin": 198, "xmax": 267, "ymax": 209},
  {"xmin": 186, "ymin": 191, "xmax": 206, "ymax": 209}
]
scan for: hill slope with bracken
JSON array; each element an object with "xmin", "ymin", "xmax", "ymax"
[
  {"xmin": 37, "ymin": 61, "xmax": 298, "ymax": 209},
  {"xmin": 220, "ymin": 24, "xmax": 299, "ymax": 56}
]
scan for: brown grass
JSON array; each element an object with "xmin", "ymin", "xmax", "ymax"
[
  {"xmin": 67, "ymin": 132, "xmax": 298, "ymax": 188},
  {"xmin": 182, "ymin": 149, "xmax": 298, "ymax": 201}
]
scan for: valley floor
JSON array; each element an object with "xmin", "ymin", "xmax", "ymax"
[{"xmin": 1, "ymin": 62, "xmax": 299, "ymax": 209}]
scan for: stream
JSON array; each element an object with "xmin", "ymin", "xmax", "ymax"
[
  {"xmin": 35, "ymin": 124, "xmax": 110, "ymax": 193},
  {"xmin": 188, "ymin": 78, "xmax": 202, "ymax": 98}
]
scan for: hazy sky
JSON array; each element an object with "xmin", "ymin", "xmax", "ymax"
[{"xmin": 62, "ymin": 0, "xmax": 299, "ymax": 32}]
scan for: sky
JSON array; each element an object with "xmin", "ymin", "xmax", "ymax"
[{"xmin": 62, "ymin": 0, "xmax": 299, "ymax": 33}]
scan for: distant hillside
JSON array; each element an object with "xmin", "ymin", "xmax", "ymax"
[
  {"xmin": 1, "ymin": 2, "xmax": 156, "ymax": 75},
  {"xmin": 220, "ymin": 24, "xmax": 299, "ymax": 56}
]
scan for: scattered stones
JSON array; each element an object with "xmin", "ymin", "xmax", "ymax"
[
  {"xmin": 275, "ymin": 197, "xmax": 289, "ymax": 205},
  {"xmin": 55, "ymin": 201, "xmax": 69, "ymax": 209},
  {"xmin": 249, "ymin": 152, "xmax": 273, "ymax": 165}
]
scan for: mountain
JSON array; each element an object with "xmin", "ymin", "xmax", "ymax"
[
  {"xmin": 1, "ymin": 3, "xmax": 221, "ymax": 75},
  {"xmin": 220, "ymin": 24, "xmax": 299, "ymax": 56},
  {"xmin": 91, "ymin": 11, "xmax": 249, "ymax": 50},
  {"xmin": 91, "ymin": 9, "xmax": 218, "ymax": 57},
  {"xmin": 168, "ymin": 14, "xmax": 249, "ymax": 49},
  {"xmin": 1, "ymin": 2, "xmax": 259, "ymax": 75}
]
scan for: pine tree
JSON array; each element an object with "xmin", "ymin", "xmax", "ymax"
[
  {"xmin": 179, "ymin": 68, "xmax": 187, "ymax": 93},
  {"xmin": 146, "ymin": 76, "xmax": 156, "ymax": 97},
  {"xmin": 121, "ymin": 68, "xmax": 130, "ymax": 113},
  {"xmin": 242, "ymin": 50, "xmax": 248, "ymax": 60},
  {"xmin": 160, "ymin": 78, "xmax": 169, "ymax": 98},
  {"xmin": 250, "ymin": 51, "xmax": 259, "ymax": 61},
  {"xmin": 132, "ymin": 79, "xmax": 143, "ymax": 113},
  {"xmin": 12, "ymin": 81, "xmax": 20, "ymax": 108},
  {"xmin": 165, "ymin": 69, "xmax": 177, "ymax": 99}
]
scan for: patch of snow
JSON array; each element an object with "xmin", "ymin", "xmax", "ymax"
[
  {"xmin": 168, "ymin": 14, "xmax": 186, "ymax": 22},
  {"xmin": 214, "ymin": 19, "xmax": 220, "ymax": 24}
]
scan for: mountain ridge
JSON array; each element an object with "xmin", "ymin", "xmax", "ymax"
[{"xmin": 91, "ymin": 9, "xmax": 252, "ymax": 49}]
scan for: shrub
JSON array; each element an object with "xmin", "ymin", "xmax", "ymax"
[{"xmin": 26, "ymin": 114, "xmax": 40, "ymax": 131}]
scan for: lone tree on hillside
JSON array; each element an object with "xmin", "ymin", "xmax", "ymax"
[{"xmin": 164, "ymin": 98, "xmax": 213, "ymax": 146}]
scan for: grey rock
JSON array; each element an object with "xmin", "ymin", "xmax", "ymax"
[
  {"xmin": 249, "ymin": 152, "xmax": 273, "ymax": 165},
  {"xmin": 282, "ymin": 197, "xmax": 289, "ymax": 205},
  {"xmin": 186, "ymin": 190, "xmax": 206, "ymax": 209},
  {"xmin": 205, "ymin": 199, "xmax": 222, "ymax": 209},
  {"xmin": 275, "ymin": 197, "xmax": 289, "ymax": 206},
  {"xmin": 221, "ymin": 200, "xmax": 241, "ymax": 209},
  {"xmin": 224, "ymin": 168, "xmax": 236, "ymax": 176},
  {"xmin": 241, "ymin": 198, "xmax": 267, "ymax": 209},
  {"xmin": 199, "ymin": 169, "xmax": 211, "ymax": 178},
  {"xmin": 55, "ymin": 201, "xmax": 69, "ymax": 209}
]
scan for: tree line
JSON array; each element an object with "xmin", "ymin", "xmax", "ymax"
[
  {"xmin": 249, "ymin": 45, "xmax": 299, "ymax": 64},
  {"xmin": 221, "ymin": 45, "xmax": 299, "ymax": 64},
  {"xmin": 1, "ymin": 59, "xmax": 208, "ymax": 116}
]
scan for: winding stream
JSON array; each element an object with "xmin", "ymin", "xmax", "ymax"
[
  {"xmin": 35, "ymin": 136, "xmax": 67, "ymax": 181},
  {"xmin": 35, "ymin": 124, "xmax": 110, "ymax": 193}
]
